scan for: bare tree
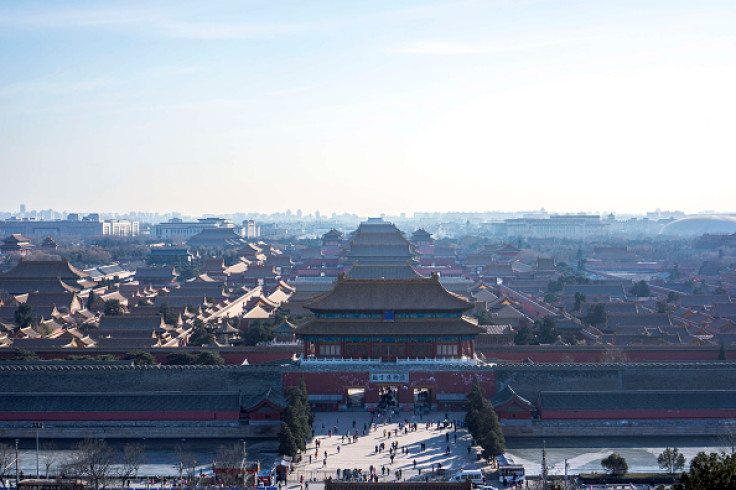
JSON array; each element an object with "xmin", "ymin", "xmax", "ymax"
[
  {"xmin": 41, "ymin": 442, "xmax": 60, "ymax": 479},
  {"xmin": 119, "ymin": 443, "xmax": 145, "ymax": 488},
  {"xmin": 183, "ymin": 454, "xmax": 202, "ymax": 490},
  {"xmin": 719, "ymin": 419, "xmax": 736, "ymax": 455},
  {"xmin": 0, "ymin": 443, "xmax": 13, "ymax": 489},
  {"xmin": 600, "ymin": 346, "xmax": 629, "ymax": 363},
  {"xmin": 65, "ymin": 438, "xmax": 115, "ymax": 490},
  {"xmin": 213, "ymin": 443, "xmax": 246, "ymax": 487}
]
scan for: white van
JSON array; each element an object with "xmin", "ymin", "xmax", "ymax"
[{"xmin": 451, "ymin": 469, "xmax": 484, "ymax": 485}]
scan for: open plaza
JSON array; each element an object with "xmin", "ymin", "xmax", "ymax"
[{"xmin": 284, "ymin": 411, "xmax": 498, "ymax": 490}]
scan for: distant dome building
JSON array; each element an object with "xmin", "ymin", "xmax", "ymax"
[{"xmin": 659, "ymin": 215, "xmax": 736, "ymax": 237}]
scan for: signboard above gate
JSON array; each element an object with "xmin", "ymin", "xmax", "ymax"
[{"xmin": 370, "ymin": 372, "xmax": 409, "ymax": 383}]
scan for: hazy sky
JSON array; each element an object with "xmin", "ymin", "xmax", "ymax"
[{"xmin": 1, "ymin": 0, "xmax": 735, "ymax": 217}]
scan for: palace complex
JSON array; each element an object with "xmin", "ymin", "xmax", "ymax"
[{"xmin": 1, "ymin": 219, "xmax": 736, "ymax": 439}]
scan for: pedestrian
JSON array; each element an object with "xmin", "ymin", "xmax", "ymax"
[
  {"xmin": 413, "ymin": 459, "xmax": 416, "ymax": 468},
  {"xmin": 309, "ymin": 455, "xmax": 312, "ymax": 464},
  {"xmin": 337, "ymin": 445, "xmax": 341, "ymax": 453}
]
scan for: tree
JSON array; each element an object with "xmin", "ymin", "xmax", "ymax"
[
  {"xmin": 119, "ymin": 443, "xmax": 145, "ymax": 488},
  {"xmin": 41, "ymin": 441, "xmax": 60, "ymax": 479},
  {"xmin": 573, "ymin": 292, "xmax": 586, "ymax": 312},
  {"xmin": 65, "ymin": 438, "xmax": 116, "ymax": 490},
  {"xmin": 213, "ymin": 443, "xmax": 246, "ymax": 487},
  {"xmin": 14, "ymin": 303, "xmax": 34, "ymax": 328},
  {"xmin": 0, "ymin": 443, "xmax": 13, "ymax": 487},
  {"xmin": 86, "ymin": 291, "xmax": 96, "ymax": 310},
  {"xmin": 127, "ymin": 351, "xmax": 158, "ymax": 366},
  {"xmin": 188, "ymin": 324, "xmax": 214, "ymax": 346},
  {"xmin": 584, "ymin": 303, "xmax": 607, "ymax": 325},
  {"xmin": 244, "ymin": 323, "xmax": 275, "ymax": 346},
  {"xmin": 537, "ymin": 316, "xmax": 559, "ymax": 344},
  {"xmin": 166, "ymin": 352, "xmax": 197, "ymax": 365},
  {"xmin": 600, "ymin": 346, "xmax": 629, "ymax": 363},
  {"xmin": 8, "ymin": 348, "xmax": 40, "ymax": 361},
  {"xmin": 104, "ymin": 299, "xmax": 125, "ymax": 316},
  {"xmin": 677, "ymin": 451, "xmax": 736, "ymax": 490},
  {"xmin": 719, "ymin": 343, "xmax": 727, "ymax": 361},
  {"xmin": 465, "ymin": 377, "xmax": 505, "ymax": 462},
  {"xmin": 195, "ymin": 351, "xmax": 225, "ymax": 365},
  {"xmin": 658, "ymin": 447, "xmax": 686, "ymax": 476},
  {"xmin": 667, "ymin": 291, "xmax": 680, "ymax": 303},
  {"xmin": 601, "ymin": 453, "xmax": 628, "ymax": 476},
  {"xmin": 631, "ymin": 280, "xmax": 651, "ymax": 298},
  {"xmin": 158, "ymin": 304, "xmax": 179, "ymax": 325},
  {"xmin": 278, "ymin": 422, "xmax": 298, "ymax": 458},
  {"xmin": 514, "ymin": 324, "xmax": 537, "ymax": 345},
  {"xmin": 474, "ymin": 310, "xmax": 494, "ymax": 325}
]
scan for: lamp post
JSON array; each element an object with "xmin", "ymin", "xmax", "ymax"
[
  {"xmin": 240, "ymin": 440, "xmax": 246, "ymax": 490},
  {"xmin": 32, "ymin": 423, "xmax": 43, "ymax": 478},
  {"xmin": 15, "ymin": 438, "xmax": 19, "ymax": 487}
]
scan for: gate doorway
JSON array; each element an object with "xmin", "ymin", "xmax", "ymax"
[
  {"xmin": 414, "ymin": 388, "xmax": 432, "ymax": 414},
  {"xmin": 378, "ymin": 386, "xmax": 399, "ymax": 412}
]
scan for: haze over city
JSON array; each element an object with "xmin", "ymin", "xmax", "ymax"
[
  {"xmin": 3, "ymin": 2, "xmax": 736, "ymax": 489},
  {"xmin": 2, "ymin": 0, "xmax": 736, "ymax": 216}
]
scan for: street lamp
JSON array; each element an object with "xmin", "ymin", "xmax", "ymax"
[
  {"xmin": 240, "ymin": 439, "xmax": 246, "ymax": 490},
  {"xmin": 32, "ymin": 423, "xmax": 43, "ymax": 478},
  {"xmin": 15, "ymin": 438, "xmax": 19, "ymax": 487}
]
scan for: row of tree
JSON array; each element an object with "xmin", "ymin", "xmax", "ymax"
[
  {"xmin": 599, "ymin": 448, "xmax": 736, "ymax": 489},
  {"xmin": 465, "ymin": 377, "xmax": 505, "ymax": 462},
  {"xmin": 278, "ymin": 377, "xmax": 313, "ymax": 458}
]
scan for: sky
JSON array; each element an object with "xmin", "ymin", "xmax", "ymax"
[{"xmin": 1, "ymin": 0, "xmax": 735, "ymax": 217}]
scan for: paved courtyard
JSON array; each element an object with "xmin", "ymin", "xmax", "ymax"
[{"xmin": 284, "ymin": 411, "xmax": 494, "ymax": 489}]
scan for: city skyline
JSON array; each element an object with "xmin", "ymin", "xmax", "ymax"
[{"xmin": 1, "ymin": 0, "xmax": 735, "ymax": 215}]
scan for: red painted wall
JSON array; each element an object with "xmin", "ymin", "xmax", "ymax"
[
  {"xmin": 0, "ymin": 411, "xmax": 241, "ymax": 421},
  {"xmin": 284, "ymin": 370, "xmax": 495, "ymax": 403},
  {"xmin": 479, "ymin": 346, "xmax": 736, "ymax": 363},
  {"xmin": 540, "ymin": 409, "xmax": 736, "ymax": 420}
]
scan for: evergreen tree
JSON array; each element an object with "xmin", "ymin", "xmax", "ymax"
[
  {"xmin": 601, "ymin": 453, "xmax": 628, "ymax": 475},
  {"xmin": 126, "ymin": 351, "xmax": 157, "ymax": 365},
  {"xmin": 677, "ymin": 451, "xmax": 736, "ymax": 490},
  {"xmin": 537, "ymin": 316, "xmax": 559, "ymax": 344},
  {"xmin": 278, "ymin": 423, "xmax": 298, "ymax": 458},
  {"xmin": 195, "ymin": 351, "xmax": 225, "ymax": 365},
  {"xmin": 465, "ymin": 377, "xmax": 505, "ymax": 462},
  {"xmin": 718, "ymin": 343, "xmax": 727, "ymax": 361},
  {"xmin": 103, "ymin": 299, "xmax": 124, "ymax": 316},
  {"xmin": 299, "ymin": 376, "xmax": 314, "ymax": 427},
  {"xmin": 631, "ymin": 280, "xmax": 651, "ymax": 298},
  {"xmin": 14, "ymin": 303, "xmax": 34, "ymax": 328},
  {"xmin": 86, "ymin": 291, "xmax": 96, "ymax": 310}
]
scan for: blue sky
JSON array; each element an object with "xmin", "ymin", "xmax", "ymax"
[{"xmin": 1, "ymin": 0, "xmax": 735, "ymax": 216}]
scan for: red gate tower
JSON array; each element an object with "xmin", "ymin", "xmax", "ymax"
[{"xmin": 285, "ymin": 218, "xmax": 494, "ymax": 412}]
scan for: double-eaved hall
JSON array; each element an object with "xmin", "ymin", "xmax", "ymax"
[{"xmin": 287, "ymin": 219, "xmax": 492, "ymax": 412}]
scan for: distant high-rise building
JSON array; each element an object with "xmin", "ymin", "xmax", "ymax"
[{"xmin": 19, "ymin": 204, "xmax": 26, "ymax": 216}]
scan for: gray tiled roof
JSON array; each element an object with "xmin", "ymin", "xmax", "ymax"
[
  {"xmin": 296, "ymin": 317, "xmax": 482, "ymax": 337},
  {"xmin": 305, "ymin": 276, "xmax": 473, "ymax": 312},
  {"xmin": 0, "ymin": 391, "xmax": 241, "ymax": 412},
  {"xmin": 539, "ymin": 390, "xmax": 736, "ymax": 411}
]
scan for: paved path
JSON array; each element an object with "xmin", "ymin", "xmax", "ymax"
[{"xmin": 283, "ymin": 411, "xmax": 493, "ymax": 489}]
